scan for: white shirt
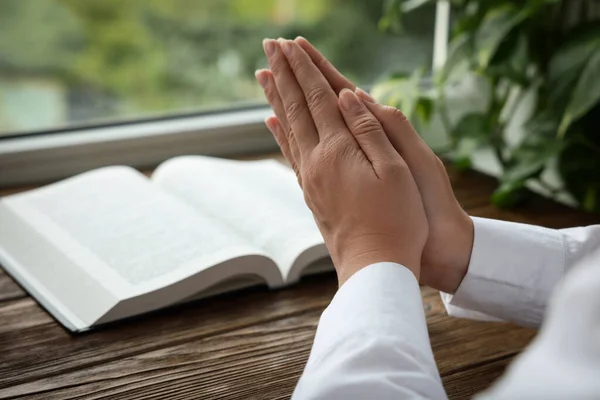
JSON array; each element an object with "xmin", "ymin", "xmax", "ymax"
[{"xmin": 293, "ymin": 217, "xmax": 600, "ymax": 399}]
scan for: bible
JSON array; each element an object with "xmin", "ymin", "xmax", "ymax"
[{"xmin": 0, "ymin": 156, "xmax": 331, "ymax": 332}]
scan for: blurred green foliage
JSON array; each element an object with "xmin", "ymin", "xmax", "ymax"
[
  {"xmin": 377, "ymin": 0, "xmax": 600, "ymax": 212},
  {"xmin": 1, "ymin": 0, "xmax": 433, "ymax": 131}
]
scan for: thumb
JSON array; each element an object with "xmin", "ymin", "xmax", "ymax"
[{"xmin": 338, "ymin": 89, "xmax": 399, "ymax": 167}]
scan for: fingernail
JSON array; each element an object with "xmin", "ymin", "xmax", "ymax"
[
  {"xmin": 295, "ymin": 36, "xmax": 306, "ymax": 42},
  {"xmin": 255, "ymin": 70, "xmax": 268, "ymax": 88},
  {"xmin": 263, "ymin": 39, "xmax": 276, "ymax": 57},
  {"xmin": 265, "ymin": 117, "xmax": 276, "ymax": 134},
  {"xmin": 355, "ymin": 88, "xmax": 376, "ymax": 103},
  {"xmin": 340, "ymin": 88, "xmax": 362, "ymax": 111},
  {"xmin": 281, "ymin": 40, "xmax": 293, "ymax": 57},
  {"xmin": 265, "ymin": 117, "xmax": 281, "ymax": 143}
]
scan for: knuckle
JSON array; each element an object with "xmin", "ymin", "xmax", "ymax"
[
  {"xmin": 337, "ymin": 141, "xmax": 357, "ymax": 161},
  {"xmin": 383, "ymin": 105, "xmax": 407, "ymax": 121},
  {"xmin": 380, "ymin": 160, "xmax": 407, "ymax": 178},
  {"xmin": 421, "ymin": 148, "xmax": 443, "ymax": 169},
  {"xmin": 292, "ymin": 163, "xmax": 300, "ymax": 177},
  {"xmin": 320, "ymin": 143, "xmax": 336, "ymax": 163},
  {"xmin": 265, "ymin": 85, "xmax": 279, "ymax": 105},
  {"xmin": 316, "ymin": 57, "xmax": 331, "ymax": 73},
  {"xmin": 320, "ymin": 138, "xmax": 356, "ymax": 167},
  {"xmin": 321, "ymin": 138, "xmax": 344, "ymax": 161},
  {"xmin": 270, "ymin": 61, "xmax": 283, "ymax": 77},
  {"xmin": 434, "ymin": 154, "xmax": 446, "ymax": 170},
  {"xmin": 290, "ymin": 160, "xmax": 302, "ymax": 181},
  {"xmin": 287, "ymin": 128, "xmax": 297, "ymax": 144},
  {"xmin": 288, "ymin": 56, "xmax": 303, "ymax": 72},
  {"xmin": 284, "ymin": 100, "xmax": 304, "ymax": 126},
  {"xmin": 351, "ymin": 115, "xmax": 381, "ymax": 136},
  {"xmin": 304, "ymin": 85, "xmax": 330, "ymax": 110},
  {"xmin": 302, "ymin": 163, "xmax": 320, "ymax": 187},
  {"xmin": 288, "ymin": 131, "xmax": 302, "ymax": 158},
  {"xmin": 289, "ymin": 56, "xmax": 310, "ymax": 77}
]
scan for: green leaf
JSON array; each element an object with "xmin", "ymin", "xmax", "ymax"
[
  {"xmin": 583, "ymin": 187, "xmax": 597, "ymax": 212},
  {"xmin": 451, "ymin": 113, "xmax": 490, "ymax": 141},
  {"xmin": 415, "ymin": 97, "xmax": 433, "ymax": 124},
  {"xmin": 438, "ymin": 33, "xmax": 471, "ymax": 85},
  {"xmin": 452, "ymin": 137, "xmax": 481, "ymax": 171},
  {"xmin": 371, "ymin": 68, "xmax": 424, "ymax": 120},
  {"xmin": 475, "ymin": 5, "xmax": 530, "ymax": 69},
  {"xmin": 388, "ymin": 71, "xmax": 411, "ymax": 80},
  {"xmin": 548, "ymin": 29, "xmax": 600, "ymax": 137},
  {"xmin": 453, "ymin": 155, "xmax": 472, "ymax": 171},
  {"xmin": 502, "ymin": 112, "xmax": 563, "ymax": 182},
  {"xmin": 371, "ymin": 76, "xmax": 408, "ymax": 102},
  {"xmin": 400, "ymin": 0, "xmax": 433, "ymax": 13},
  {"xmin": 492, "ymin": 180, "xmax": 526, "ymax": 209},
  {"xmin": 487, "ymin": 33, "xmax": 529, "ymax": 85},
  {"xmin": 503, "ymin": 140, "xmax": 563, "ymax": 183},
  {"xmin": 523, "ymin": 110, "xmax": 561, "ymax": 137},
  {"xmin": 549, "ymin": 33, "xmax": 599, "ymax": 103},
  {"xmin": 452, "ymin": 2, "xmax": 483, "ymax": 37},
  {"xmin": 558, "ymin": 49, "xmax": 600, "ymax": 138},
  {"xmin": 558, "ymin": 131, "xmax": 600, "ymax": 213},
  {"xmin": 379, "ymin": 0, "xmax": 403, "ymax": 33}
]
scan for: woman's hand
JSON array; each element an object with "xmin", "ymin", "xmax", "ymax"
[
  {"xmin": 259, "ymin": 38, "xmax": 428, "ymax": 285},
  {"xmin": 257, "ymin": 37, "xmax": 474, "ymax": 294}
]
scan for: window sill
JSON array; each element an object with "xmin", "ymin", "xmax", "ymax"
[{"xmin": 0, "ymin": 107, "xmax": 278, "ymax": 187}]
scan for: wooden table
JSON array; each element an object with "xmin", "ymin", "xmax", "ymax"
[{"xmin": 0, "ymin": 159, "xmax": 597, "ymax": 399}]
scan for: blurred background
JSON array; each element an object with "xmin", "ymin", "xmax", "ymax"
[
  {"xmin": 2, "ymin": 0, "xmax": 599, "ymax": 212},
  {"xmin": 0, "ymin": 0, "xmax": 435, "ymax": 135}
]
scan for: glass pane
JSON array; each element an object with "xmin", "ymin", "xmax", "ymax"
[{"xmin": 0, "ymin": 0, "xmax": 435, "ymax": 136}]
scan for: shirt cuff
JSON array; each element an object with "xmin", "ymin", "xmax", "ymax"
[
  {"xmin": 306, "ymin": 262, "xmax": 437, "ymax": 376},
  {"xmin": 440, "ymin": 217, "xmax": 566, "ymax": 327}
]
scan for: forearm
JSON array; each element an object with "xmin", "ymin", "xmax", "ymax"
[{"xmin": 293, "ymin": 263, "xmax": 446, "ymax": 400}]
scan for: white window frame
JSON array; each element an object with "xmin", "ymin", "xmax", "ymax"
[
  {"xmin": 0, "ymin": 107, "xmax": 276, "ymax": 186},
  {"xmin": 0, "ymin": 2, "xmax": 449, "ymax": 187}
]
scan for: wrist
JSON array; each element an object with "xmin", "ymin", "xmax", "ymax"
[
  {"xmin": 330, "ymin": 233, "xmax": 423, "ymax": 286},
  {"xmin": 431, "ymin": 213, "xmax": 473, "ymax": 294}
]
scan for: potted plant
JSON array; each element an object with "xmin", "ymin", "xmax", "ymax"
[{"xmin": 374, "ymin": 0, "xmax": 600, "ymax": 211}]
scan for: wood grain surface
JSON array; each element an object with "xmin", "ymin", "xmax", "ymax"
[{"xmin": 0, "ymin": 156, "xmax": 596, "ymax": 399}]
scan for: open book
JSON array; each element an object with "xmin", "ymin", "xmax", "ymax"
[{"xmin": 0, "ymin": 156, "xmax": 331, "ymax": 332}]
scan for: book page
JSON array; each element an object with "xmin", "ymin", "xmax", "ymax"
[
  {"xmin": 152, "ymin": 156, "xmax": 327, "ymax": 280},
  {"xmin": 2, "ymin": 167, "xmax": 275, "ymax": 301}
]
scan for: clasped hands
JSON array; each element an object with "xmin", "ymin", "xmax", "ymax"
[{"xmin": 256, "ymin": 37, "xmax": 474, "ymax": 293}]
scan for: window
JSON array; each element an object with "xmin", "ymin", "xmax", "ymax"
[
  {"xmin": 0, "ymin": 0, "xmax": 437, "ymax": 186},
  {"xmin": 0, "ymin": 0, "xmax": 435, "ymax": 137}
]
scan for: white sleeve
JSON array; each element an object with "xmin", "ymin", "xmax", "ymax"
[
  {"xmin": 293, "ymin": 262, "xmax": 447, "ymax": 400},
  {"xmin": 477, "ymin": 232, "xmax": 600, "ymax": 399},
  {"xmin": 440, "ymin": 218, "xmax": 600, "ymax": 327}
]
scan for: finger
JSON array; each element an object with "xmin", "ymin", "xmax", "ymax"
[
  {"xmin": 256, "ymin": 69, "xmax": 302, "ymax": 171},
  {"xmin": 297, "ymin": 37, "xmax": 376, "ymax": 103},
  {"xmin": 265, "ymin": 117, "xmax": 302, "ymax": 186},
  {"xmin": 263, "ymin": 39, "xmax": 318, "ymax": 156},
  {"xmin": 338, "ymin": 89, "xmax": 400, "ymax": 168},
  {"xmin": 361, "ymin": 98, "xmax": 454, "ymax": 197},
  {"xmin": 265, "ymin": 116, "xmax": 299, "ymax": 167},
  {"xmin": 255, "ymin": 69, "xmax": 291, "ymax": 135},
  {"xmin": 279, "ymin": 39, "xmax": 351, "ymax": 142},
  {"xmin": 295, "ymin": 36, "xmax": 355, "ymax": 94},
  {"xmin": 361, "ymin": 98, "xmax": 434, "ymax": 166},
  {"xmin": 355, "ymin": 87, "xmax": 377, "ymax": 103}
]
